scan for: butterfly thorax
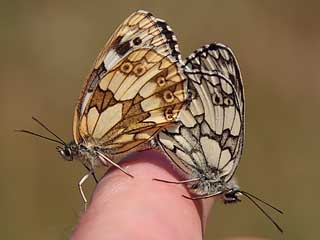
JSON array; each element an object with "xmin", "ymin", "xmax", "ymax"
[
  {"xmin": 78, "ymin": 144, "xmax": 98, "ymax": 167},
  {"xmin": 189, "ymin": 167, "xmax": 233, "ymax": 197},
  {"xmin": 191, "ymin": 179, "xmax": 223, "ymax": 197}
]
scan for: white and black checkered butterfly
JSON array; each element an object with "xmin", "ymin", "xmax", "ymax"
[
  {"xmin": 157, "ymin": 43, "xmax": 244, "ymax": 195},
  {"xmin": 156, "ymin": 43, "xmax": 283, "ymax": 232}
]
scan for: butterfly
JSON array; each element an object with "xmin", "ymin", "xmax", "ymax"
[
  {"xmin": 18, "ymin": 10, "xmax": 187, "ymax": 206},
  {"xmin": 155, "ymin": 43, "xmax": 283, "ymax": 232}
]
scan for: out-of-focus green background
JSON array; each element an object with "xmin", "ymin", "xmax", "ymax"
[{"xmin": 1, "ymin": 0, "xmax": 319, "ymax": 239}]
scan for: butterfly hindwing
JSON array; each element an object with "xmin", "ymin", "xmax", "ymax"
[
  {"xmin": 80, "ymin": 48, "xmax": 185, "ymax": 154},
  {"xmin": 158, "ymin": 43, "xmax": 244, "ymax": 188}
]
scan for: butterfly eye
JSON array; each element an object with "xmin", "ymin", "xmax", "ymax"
[
  {"xmin": 57, "ymin": 146, "xmax": 73, "ymax": 161},
  {"xmin": 133, "ymin": 37, "xmax": 142, "ymax": 45},
  {"xmin": 224, "ymin": 189, "xmax": 241, "ymax": 204},
  {"xmin": 163, "ymin": 90, "xmax": 174, "ymax": 103},
  {"xmin": 65, "ymin": 148, "xmax": 72, "ymax": 158}
]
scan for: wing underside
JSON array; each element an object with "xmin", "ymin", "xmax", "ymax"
[
  {"xmin": 73, "ymin": 11, "xmax": 187, "ymax": 154},
  {"xmin": 158, "ymin": 43, "xmax": 244, "ymax": 182}
]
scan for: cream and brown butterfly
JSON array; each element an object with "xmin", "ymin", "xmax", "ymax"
[
  {"xmin": 155, "ymin": 43, "xmax": 283, "ymax": 232},
  {"xmin": 17, "ymin": 10, "xmax": 187, "ymax": 206}
]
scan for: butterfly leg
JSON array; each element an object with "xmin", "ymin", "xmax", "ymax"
[
  {"xmin": 97, "ymin": 152, "xmax": 134, "ymax": 178},
  {"xmin": 78, "ymin": 170, "xmax": 94, "ymax": 210},
  {"xmin": 153, "ymin": 178, "xmax": 200, "ymax": 184}
]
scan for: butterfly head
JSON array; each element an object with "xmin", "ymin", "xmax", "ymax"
[
  {"xmin": 223, "ymin": 187, "xmax": 242, "ymax": 204},
  {"xmin": 56, "ymin": 141, "xmax": 78, "ymax": 161},
  {"xmin": 57, "ymin": 145, "xmax": 73, "ymax": 161}
]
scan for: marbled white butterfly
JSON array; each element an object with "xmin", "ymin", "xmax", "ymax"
[{"xmin": 156, "ymin": 43, "xmax": 283, "ymax": 232}]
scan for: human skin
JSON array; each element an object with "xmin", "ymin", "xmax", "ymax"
[{"xmin": 71, "ymin": 150, "xmax": 266, "ymax": 240}]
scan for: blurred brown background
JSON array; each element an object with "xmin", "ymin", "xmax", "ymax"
[{"xmin": 1, "ymin": 0, "xmax": 319, "ymax": 239}]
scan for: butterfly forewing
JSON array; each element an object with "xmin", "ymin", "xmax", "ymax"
[
  {"xmin": 158, "ymin": 43, "xmax": 244, "ymax": 194},
  {"xmin": 94, "ymin": 10, "xmax": 182, "ymax": 69},
  {"xmin": 73, "ymin": 10, "xmax": 187, "ymax": 155},
  {"xmin": 185, "ymin": 43, "xmax": 244, "ymax": 111}
]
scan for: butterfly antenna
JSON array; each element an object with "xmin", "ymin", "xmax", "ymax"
[
  {"xmin": 31, "ymin": 116, "xmax": 67, "ymax": 145},
  {"xmin": 240, "ymin": 191, "xmax": 283, "ymax": 233},
  {"xmin": 241, "ymin": 191, "xmax": 283, "ymax": 214},
  {"xmin": 15, "ymin": 129, "xmax": 65, "ymax": 145}
]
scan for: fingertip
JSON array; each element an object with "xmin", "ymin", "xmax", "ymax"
[{"xmin": 72, "ymin": 150, "xmax": 214, "ymax": 240}]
